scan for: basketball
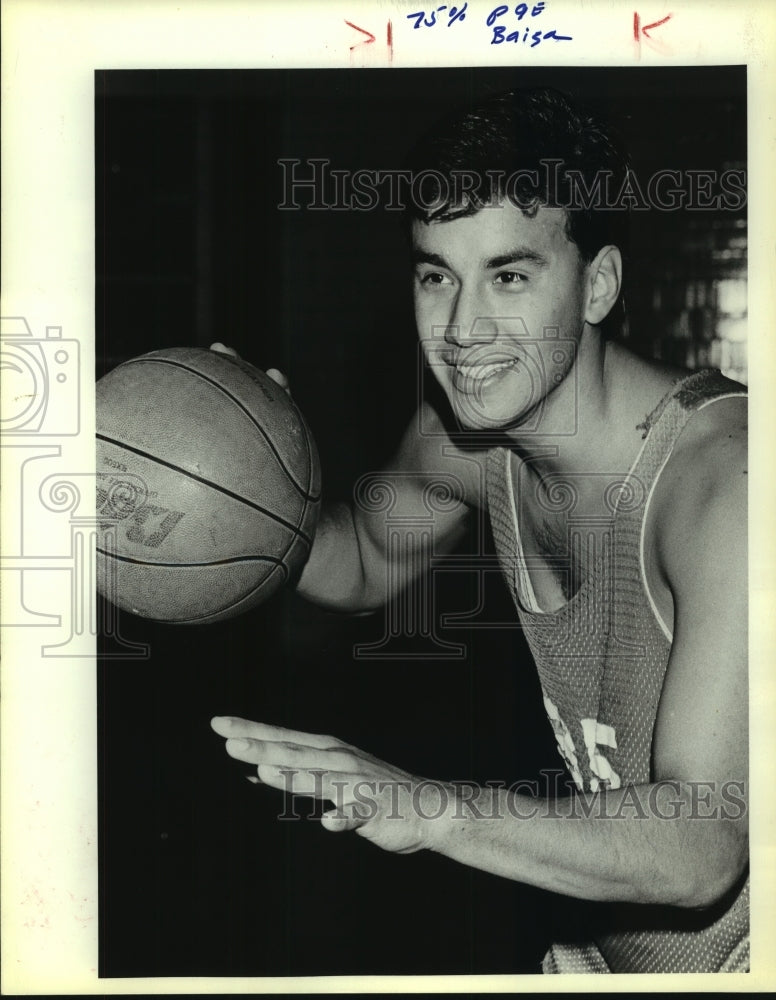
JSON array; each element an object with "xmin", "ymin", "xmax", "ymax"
[{"xmin": 95, "ymin": 347, "xmax": 321, "ymax": 624}]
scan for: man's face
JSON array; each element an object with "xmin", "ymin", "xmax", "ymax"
[{"xmin": 412, "ymin": 202, "xmax": 589, "ymax": 432}]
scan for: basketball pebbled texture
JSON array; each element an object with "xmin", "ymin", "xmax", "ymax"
[{"xmin": 95, "ymin": 347, "xmax": 321, "ymax": 624}]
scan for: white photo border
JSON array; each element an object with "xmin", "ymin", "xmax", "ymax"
[{"xmin": 2, "ymin": 0, "xmax": 775, "ymax": 993}]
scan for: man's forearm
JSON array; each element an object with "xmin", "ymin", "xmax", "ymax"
[
  {"xmin": 295, "ymin": 501, "xmax": 377, "ymax": 612},
  {"xmin": 423, "ymin": 780, "xmax": 748, "ymax": 909}
]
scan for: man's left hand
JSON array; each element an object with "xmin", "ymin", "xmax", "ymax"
[{"xmin": 211, "ymin": 716, "xmax": 449, "ymax": 855}]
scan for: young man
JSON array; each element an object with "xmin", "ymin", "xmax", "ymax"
[{"xmin": 211, "ymin": 88, "xmax": 748, "ymax": 974}]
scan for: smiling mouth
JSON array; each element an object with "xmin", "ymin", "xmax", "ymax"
[{"xmin": 453, "ymin": 357, "xmax": 519, "ymax": 387}]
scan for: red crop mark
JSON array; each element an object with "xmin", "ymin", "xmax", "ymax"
[
  {"xmin": 387, "ymin": 19, "xmax": 393, "ymax": 59},
  {"xmin": 345, "ymin": 20, "xmax": 376, "ymax": 49},
  {"xmin": 633, "ymin": 10, "xmax": 673, "ymax": 56},
  {"xmin": 641, "ymin": 12, "xmax": 672, "ymax": 37}
]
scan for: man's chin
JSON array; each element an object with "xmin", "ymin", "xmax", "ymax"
[
  {"xmin": 450, "ymin": 404, "xmax": 522, "ymax": 434},
  {"xmin": 448, "ymin": 393, "xmax": 544, "ymax": 435}
]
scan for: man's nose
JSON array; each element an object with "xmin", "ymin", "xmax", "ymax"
[{"xmin": 443, "ymin": 291, "xmax": 499, "ymax": 347}]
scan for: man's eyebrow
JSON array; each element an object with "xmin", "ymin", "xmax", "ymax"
[
  {"xmin": 411, "ymin": 249, "xmax": 449, "ymax": 268},
  {"xmin": 485, "ymin": 248, "xmax": 549, "ymax": 269},
  {"xmin": 411, "ymin": 247, "xmax": 549, "ymax": 269}
]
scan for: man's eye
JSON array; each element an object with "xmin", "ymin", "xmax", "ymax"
[
  {"xmin": 495, "ymin": 271, "xmax": 527, "ymax": 285},
  {"xmin": 419, "ymin": 271, "xmax": 451, "ymax": 286}
]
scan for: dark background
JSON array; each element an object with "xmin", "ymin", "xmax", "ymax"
[{"xmin": 96, "ymin": 66, "xmax": 746, "ymax": 977}]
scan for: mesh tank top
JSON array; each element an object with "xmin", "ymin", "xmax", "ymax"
[{"xmin": 486, "ymin": 369, "xmax": 749, "ymax": 974}]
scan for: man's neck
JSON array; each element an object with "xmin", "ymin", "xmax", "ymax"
[{"xmin": 503, "ymin": 329, "xmax": 679, "ymax": 481}]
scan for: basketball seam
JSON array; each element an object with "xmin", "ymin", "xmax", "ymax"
[
  {"xmin": 99, "ymin": 513, "xmax": 312, "ymax": 624},
  {"xmin": 171, "ymin": 562, "xmax": 287, "ymax": 625},
  {"xmin": 120, "ymin": 355, "xmax": 321, "ymax": 502},
  {"xmin": 98, "ymin": 548, "xmax": 290, "ymax": 623},
  {"xmin": 96, "ymin": 432, "xmax": 313, "ymax": 547},
  {"xmin": 96, "ymin": 547, "xmax": 290, "ymax": 571},
  {"xmin": 299, "ymin": 400, "xmax": 315, "ymax": 565}
]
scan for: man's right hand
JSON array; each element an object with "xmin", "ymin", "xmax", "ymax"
[{"xmin": 209, "ymin": 342, "xmax": 290, "ymax": 395}]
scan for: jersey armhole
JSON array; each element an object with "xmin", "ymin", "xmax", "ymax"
[
  {"xmin": 505, "ymin": 449, "xmax": 543, "ymax": 614},
  {"xmin": 637, "ymin": 392, "xmax": 746, "ymax": 644}
]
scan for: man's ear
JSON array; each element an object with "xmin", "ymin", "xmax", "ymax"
[{"xmin": 584, "ymin": 245, "xmax": 622, "ymax": 326}]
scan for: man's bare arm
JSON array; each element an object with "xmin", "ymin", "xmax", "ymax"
[
  {"xmin": 296, "ymin": 402, "xmax": 481, "ymax": 612},
  {"xmin": 214, "ymin": 415, "xmax": 748, "ymax": 910},
  {"xmin": 421, "ymin": 419, "xmax": 748, "ymax": 907}
]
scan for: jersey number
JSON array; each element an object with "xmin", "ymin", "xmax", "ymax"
[{"xmin": 543, "ymin": 695, "xmax": 621, "ymax": 792}]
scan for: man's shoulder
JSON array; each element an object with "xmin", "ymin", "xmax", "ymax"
[
  {"xmin": 666, "ymin": 387, "xmax": 747, "ymax": 487},
  {"xmin": 394, "ymin": 401, "xmax": 492, "ymax": 509},
  {"xmin": 650, "ymin": 390, "xmax": 747, "ymax": 577}
]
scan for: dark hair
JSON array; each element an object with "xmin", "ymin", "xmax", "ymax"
[{"xmin": 403, "ymin": 87, "xmax": 630, "ymax": 265}]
